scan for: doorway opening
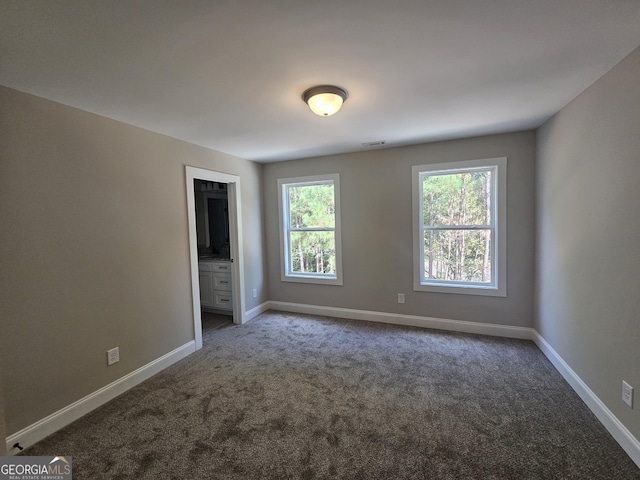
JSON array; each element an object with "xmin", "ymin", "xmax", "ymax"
[
  {"xmin": 185, "ymin": 166, "xmax": 245, "ymax": 350},
  {"xmin": 194, "ymin": 179, "xmax": 233, "ymax": 336}
]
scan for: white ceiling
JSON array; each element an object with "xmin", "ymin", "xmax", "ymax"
[{"xmin": 2, "ymin": 1, "xmax": 639, "ymax": 163}]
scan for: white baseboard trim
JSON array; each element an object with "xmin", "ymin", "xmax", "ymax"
[
  {"xmin": 532, "ymin": 331, "xmax": 640, "ymax": 468},
  {"xmin": 267, "ymin": 301, "xmax": 534, "ymax": 340},
  {"xmin": 6, "ymin": 340, "xmax": 196, "ymax": 455},
  {"xmin": 243, "ymin": 301, "xmax": 270, "ymax": 324}
]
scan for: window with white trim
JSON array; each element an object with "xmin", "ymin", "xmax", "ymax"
[
  {"xmin": 412, "ymin": 157, "xmax": 506, "ymax": 296},
  {"xmin": 278, "ymin": 174, "xmax": 342, "ymax": 285}
]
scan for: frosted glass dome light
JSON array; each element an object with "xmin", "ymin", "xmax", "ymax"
[{"xmin": 302, "ymin": 85, "xmax": 348, "ymax": 116}]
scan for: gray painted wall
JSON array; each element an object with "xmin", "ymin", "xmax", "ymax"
[
  {"xmin": 536, "ymin": 47, "xmax": 640, "ymax": 440},
  {"xmin": 0, "ymin": 86, "xmax": 266, "ymax": 435},
  {"xmin": 263, "ymin": 131, "xmax": 536, "ymax": 327}
]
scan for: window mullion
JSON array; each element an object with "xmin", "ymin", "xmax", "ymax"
[
  {"xmin": 289, "ymin": 227, "xmax": 335, "ymax": 232},
  {"xmin": 422, "ymin": 225, "xmax": 492, "ymax": 230}
]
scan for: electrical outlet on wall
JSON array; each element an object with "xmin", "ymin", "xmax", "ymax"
[
  {"xmin": 252, "ymin": 288, "xmax": 257, "ymax": 299},
  {"xmin": 622, "ymin": 381, "xmax": 633, "ymax": 408},
  {"xmin": 107, "ymin": 347, "xmax": 119, "ymax": 366},
  {"xmin": 398, "ymin": 293, "xmax": 405, "ymax": 304}
]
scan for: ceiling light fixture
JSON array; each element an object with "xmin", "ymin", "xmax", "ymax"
[{"xmin": 302, "ymin": 85, "xmax": 348, "ymax": 117}]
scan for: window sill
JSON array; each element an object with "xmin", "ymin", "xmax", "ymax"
[
  {"xmin": 414, "ymin": 282, "xmax": 506, "ymax": 297},
  {"xmin": 282, "ymin": 274, "xmax": 343, "ymax": 286}
]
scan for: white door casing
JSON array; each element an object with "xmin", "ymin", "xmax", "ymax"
[{"xmin": 185, "ymin": 166, "xmax": 245, "ymax": 350}]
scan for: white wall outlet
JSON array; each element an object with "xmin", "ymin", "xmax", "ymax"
[
  {"xmin": 252, "ymin": 288, "xmax": 257, "ymax": 299},
  {"xmin": 398, "ymin": 293, "xmax": 405, "ymax": 304},
  {"xmin": 107, "ymin": 347, "xmax": 119, "ymax": 366},
  {"xmin": 622, "ymin": 381, "xmax": 633, "ymax": 408}
]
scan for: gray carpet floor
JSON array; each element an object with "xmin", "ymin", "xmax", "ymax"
[{"xmin": 23, "ymin": 311, "xmax": 640, "ymax": 479}]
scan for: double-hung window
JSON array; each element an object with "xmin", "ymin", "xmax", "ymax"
[
  {"xmin": 412, "ymin": 157, "xmax": 506, "ymax": 296},
  {"xmin": 278, "ymin": 174, "xmax": 343, "ymax": 285}
]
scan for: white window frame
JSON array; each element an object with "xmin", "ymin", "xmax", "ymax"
[
  {"xmin": 278, "ymin": 173, "xmax": 343, "ymax": 285},
  {"xmin": 412, "ymin": 157, "xmax": 507, "ymax": 297}
]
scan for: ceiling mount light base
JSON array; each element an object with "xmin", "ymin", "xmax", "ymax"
[{"xmin": 302, "ymin": 85, "xmax": 348, "ymax": 116}]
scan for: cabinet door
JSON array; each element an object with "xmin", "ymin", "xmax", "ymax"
[{"xmin": 199, "ymin": 272, "xmax": 214, "ymax": 307}]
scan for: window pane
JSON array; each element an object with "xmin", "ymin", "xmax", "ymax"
[
  {"xmin": 289, "ymin": 231, "xmax": 336, "ymax": 274},
  {"xmin": 423, "ymin": 229, "xmax": 492, "ymax": 283},
  {"xmin": 288, "ymin": 183, "xmax": 335, "ymax": 228},
  {"xmin": 422, "ymin": 171, "xmax": 491, "ymax": 227}
]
